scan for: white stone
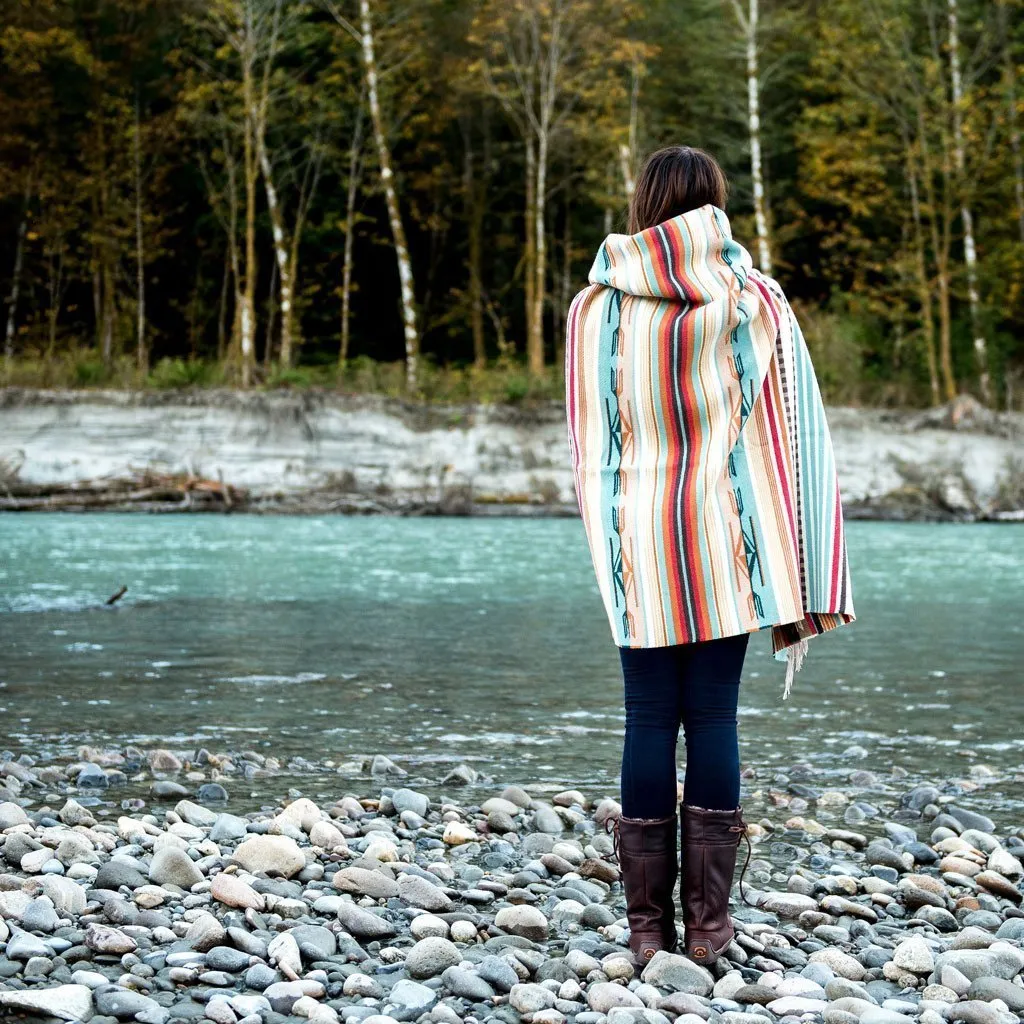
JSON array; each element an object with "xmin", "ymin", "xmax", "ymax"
[
  {"xmin": 0, "ymin": 984, "xmax": 93, "ymax": 1021},
  {"xmin": 232, "ymin": 834, "xmax": 305, "ymax": 878},
  {"xmin": 893, "ymin": 935, "xmax": 935, "ymax": 974}
]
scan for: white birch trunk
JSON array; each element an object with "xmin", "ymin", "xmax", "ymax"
[
  {"xmin": 530, "ymin": 129, "xmax": 547, "ymax": 376},
  {"xmin": 258, "ymin": 142, "xmax": 295, "ymax": 366},
  {"xmin": 948, "ymin": 0, "xmax": 990, "ymax": 404},
  {"xmin": 4, "ymin": 175, "xmax": 31, "ymax": 361},
  {"xmin": 618, "ymin": 145, "xmax": 634, "ymax": 200},
  {"xmin": 744, "ymin": 0, "xmax": 772, "ymax": 274},
  {"xmin": 240, "ymin": 3, "xmax": 258, "ymax": 388},
  {"xmin": 360, "ymin": 0, "xmax": 418, "ymax": 391},
  {"xmin": 619, "ymin": 55, "xmax": 641, "ymax": 200}
]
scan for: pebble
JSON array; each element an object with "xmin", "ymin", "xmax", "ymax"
[
  {"xmin": 333, "ymin": 865, "xmax": 400, "ymax": 898},
  {"xmin": 231, "ymin": 834, "xmax": 305, "ymax": 877},
  {"xmin": 403, "ymin": 936, "xmax": 461, "ymax": 978},
  {"xmin": 0, "ymin": 984, "xmax": 94, "ymax": 1021},
  {"xmin": 587, "ymin": 982, "xmax": 645, "ymax": 1012},
  {"xmin": 641, "ymin": 951, "xmax": 714, "ymax": 996},
  {"xmin": 893, "ymin": 934, "xmax": 936, "ymax": 973},
  {"xmin": 494, "ymin": 903, "xmax": 549, "ymax": 940},
  {"xmin": 211, "ymin": 870, "xmax": 266, "ymax": 910},
  {"xmin": 149, "ymin": 845, "xmax": 203, "ymax": 888},
  {"xmin": 397, "ymin": 870, "xmax": 452, "ymax": 911},
  {"xmin": 2, "ymin": 758, "xmax": 1024, "ymax": 1024},
  {"xmin": 387, "ymin": 978, "xmax": 436, "ymax": 1013},
  {"xmin": 336, "ymin": 901, "xmax": 397, "ymax": 940},
  {"xmin": 967, "ymin": 978, "xmax": 1024, "ymax": 1011}
]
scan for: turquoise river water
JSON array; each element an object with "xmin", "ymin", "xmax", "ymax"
[{"xmin": 1, "ymin": 514, "xmax": 1022, "ymax": 816}]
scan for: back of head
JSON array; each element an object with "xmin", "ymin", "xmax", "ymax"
[{"xmin": 627, "ymin": 146, "xmax": 729, "ymax": 235}]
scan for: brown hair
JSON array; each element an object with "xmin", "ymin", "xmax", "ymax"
[{"xmin": 627, "ymin": 146, "xmax": 729, "ymax": 234}]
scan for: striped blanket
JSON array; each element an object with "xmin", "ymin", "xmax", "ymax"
[{"xmin": 565, "ymin": 204, "xmax": 854, "ymax": 694}]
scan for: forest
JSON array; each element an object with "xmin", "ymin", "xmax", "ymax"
[{"xmin": 1, "ymin": 0, "xmax": 1022, "ymax": 407}]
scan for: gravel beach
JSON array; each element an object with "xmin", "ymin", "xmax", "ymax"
[{"xmin": 2, "ymin": 748, "xmax": 1024, "ymax": 1024}]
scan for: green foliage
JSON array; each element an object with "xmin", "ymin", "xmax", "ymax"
[
  {"xmin": 0, "ymin": 0, "xmax": 1021, "ymax": 407},
  {"xmin": 147, "ymin": 357, "xmax": 222, "ymax": 390}
]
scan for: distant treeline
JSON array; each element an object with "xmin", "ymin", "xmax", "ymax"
[{"xmin": 1, "ymin": 0, "xmax": 1022, "ymax": 407}]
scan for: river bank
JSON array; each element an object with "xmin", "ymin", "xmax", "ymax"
[
  {"xmin": 2, "ymin": 745, "xmax": 1024, "ymax": 1024},
  {"xmin": 1, "ymin": 390, "xmax": 1021, "ymax": 520}
]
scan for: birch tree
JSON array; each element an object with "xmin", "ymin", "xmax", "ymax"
[
  {"xmin": 727, "ymin": 0, "xmax": 772, "ymax": 274},
  {"xmin": 324, "ymin": 0, "xmax": 420, "ymax": 390},
  {"xmin": 472, "ymin": 0, "xmax": 639, "ymax": 376},
  {"xmin": 184, "ymin": 0, "xmax": 288, "ymax": 384},
  {"xmin": 947, "ymin": 0, "xmax": 990, "ymax": 403}
]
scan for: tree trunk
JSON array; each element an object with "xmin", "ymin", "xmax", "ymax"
[
  {"xmin": 528, "ymin": 130, "xmax": 547, "ymax": 375},
  {"xmin": 918, "ymin": 107, "xmax": 957, "ymax": 402},
  {"xmin": 258, "ymin": 142, "xmax": 295, "ymax": 367},
  {"xmin": 240, "ymin": 12, "xmax": 258, "ymax": 388},
  {"xmin": 556, "ymin": 180, "xmax": 573, "ymax": 372},
  {"xmin": 619, "ymin": 55, "xmax": 641, "ymax": 200},
  {"xmin": 947, "ymin": 0, "xmax": 990, "ymax": 403},
  {"xmin": 4, "ymin": 173, "xmax": 31, "ymax": 361},
  {"xmin": 524, "ymin": 136, "xmax": 535, "ymax": 361},
  {"xmin": 463, "ymin": 129, "xmax": 487, "ymax": 369},
  {"xmin": 359, "ymin": 0, "xmax": 419, "ymax": 390},
  {"xmin": 744, "ymin": 0, "xmax": 772, "ymax": 274},
  {"xmin": 1000, "ymin": 0, "xmax": 1024, "ymax": 245},
  {"xmin": 96, "ymin": 114, "xmax": 116, "ymax": 367},
  {"xmin": 904, "ymin": 136, "xmax": 940, "ymax": 405},
  {"xmin": 340, "ymin": 103, "xmax": 364, "ymax": 367},
  {"xmin": 217, "ymin": 254, "xmax": 230, "ymax": 362},
  {"xmin": 265, "ymin": 258, "xmax": 278, "ymax": 367},
  {"xmin": 133, "ymin": 94, "xmax": 148, "ymax": 377}
]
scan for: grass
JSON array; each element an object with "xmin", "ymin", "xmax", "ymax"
[{"xmin": 0, "ymin": 351, "xmax": 566, "ymax": 405}]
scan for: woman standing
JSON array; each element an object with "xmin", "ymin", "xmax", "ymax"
[{"xmin": 565, "ymin": 147, "xmax": 854, "ymax": 966}]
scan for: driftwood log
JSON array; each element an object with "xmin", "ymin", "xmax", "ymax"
[{"xmin": 0, "ymin": 471, "xmax": 247, "ymax": 512}]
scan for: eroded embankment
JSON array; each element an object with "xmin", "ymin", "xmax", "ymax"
[{"xmin": 0, "ymin": 390, "xmax": 1021, "ymax": 519}]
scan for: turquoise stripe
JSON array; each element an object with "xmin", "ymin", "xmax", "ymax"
[{"xmin": 597, "ymin": 288, "xmax": 626, "ymax": 644}]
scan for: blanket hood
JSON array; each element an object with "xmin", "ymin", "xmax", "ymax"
[{"xmin": 587, "ymin": 204, "xmax": 751, "ymax": 306}]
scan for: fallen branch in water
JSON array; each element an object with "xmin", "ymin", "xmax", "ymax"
[
  {"xmin": 106, "ymin": 585, "xmax": 128, "ymax": 606},
  {"xmin": 0, "ymin": 471, "xmax": 248, "ymax": 512}
]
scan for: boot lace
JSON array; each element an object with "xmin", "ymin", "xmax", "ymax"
[
  {"xmin": 730, "ymin": 812, "xmax": 761, "ymax": 908},
  {"xmin": 607, "ymin": 815, "xmax": 621, "ymax": 862}
]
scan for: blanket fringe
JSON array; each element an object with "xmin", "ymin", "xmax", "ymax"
[{"xmin": 783, "ymin": 639, "xmax": 808, "ymax": 700}]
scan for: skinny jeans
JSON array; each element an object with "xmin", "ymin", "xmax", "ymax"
[{"xmin": 618, "ymin": 633, "xmax": 749, "ymax": 818}]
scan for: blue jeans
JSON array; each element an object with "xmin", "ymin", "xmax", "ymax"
[{"xmin": 619, "ymin": 633, "xmax": 749, "ymax": 818}]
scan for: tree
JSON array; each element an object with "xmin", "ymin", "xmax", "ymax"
[
  {"xmin": 471, "ymin": 0, "xmax": 642, "ymax": 376},
  {"xmin": 726, "ymin": 0, "xmax": 772, "ymax": 273},
  {"xmin": 326, "ymin": 0, "xmax": 420, "ymax": 390},
  {"xmin": 946, "ymin": 0, "xmax": 990, "ymax": 403}
]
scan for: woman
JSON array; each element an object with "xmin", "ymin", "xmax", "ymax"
[{"xmin": 565, "ymin": 147, "xmax": 855, "ymax": 966}]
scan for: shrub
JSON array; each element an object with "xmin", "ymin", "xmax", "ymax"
[{"xmin": 147, "ymin": 358, "xmax": 215, "ymax": 389}]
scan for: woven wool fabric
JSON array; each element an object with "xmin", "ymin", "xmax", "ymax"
[{"xmin": 565, "ymin": 204, "xmax": 854, "ymax": 692}]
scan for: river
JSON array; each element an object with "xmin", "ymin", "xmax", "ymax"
[{"xmin": 1, "ymin": 514, "xmax": 1022, "ymax": 819}]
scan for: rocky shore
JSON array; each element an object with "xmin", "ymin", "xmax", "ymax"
[
  {"xmin": 1, "ymin": 390, "xmax": 1022, "ymax": 520},
  {"xmin": 2, "ymin": 748, "xmax": 1024, "ymax": 1024}
]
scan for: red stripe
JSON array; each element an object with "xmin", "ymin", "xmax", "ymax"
[
  {"xmin": 829, "ymin": 483, "xmax": 843, "ymax": 609},
  {"xmin": 762, "ymin": 371, "xmax": 800, "ymax": 557},
  {"xmin": 659, "ymin": 305, "xmax": 689, "ymax": 642}
]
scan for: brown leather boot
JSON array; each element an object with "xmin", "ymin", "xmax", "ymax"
[
  {"xmin": 680, "ymin": 804, "xmax": 746, "ymax": 965},
  {"xmin": 612, "ymin": 814, "xmax": 679, "ymax": 965}
]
